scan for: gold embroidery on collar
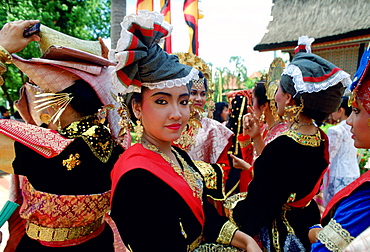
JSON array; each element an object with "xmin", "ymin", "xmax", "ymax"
[
  {"xmin": 58, "ymin": 115, "xmax": 113, "ymax": 163},
  {"xmin": 281, "ymin": 129, "xmax": 322, "ymax": 147},
  {"xmin": 62, "ymin": 153, "xmax": 81, "ymax": 171},
  {"xmin": 317, "ymin": 219, "xmax": 355, "ymax": 251}
]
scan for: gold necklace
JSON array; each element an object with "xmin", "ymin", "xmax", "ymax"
[
  {"xmin": 144, "ymin": 142, "xmax": 203, "ymax": 200},
  {"xmin": 282, "ymin": 128, "xmax": 322, "ymax": 147}
]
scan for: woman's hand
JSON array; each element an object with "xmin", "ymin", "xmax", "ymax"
[
  {"xmin": 0, "ymin": 20, "xmax": 40, "ymax": 54},
  {"xmin": 242, "ymin": 108, "xmax": 261, "ymax": 139},
  {"xmin": 230, "ymin": 154, "xmax": 251, "ymax": 170}
]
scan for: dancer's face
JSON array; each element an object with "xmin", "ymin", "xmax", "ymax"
[
  {"xmin": 133, "ymin": 85, "xmax": 190, "ymax": 145},
  {"xmin": 347, "ymin": 98, "xmax": 370, "ymax": 149}
]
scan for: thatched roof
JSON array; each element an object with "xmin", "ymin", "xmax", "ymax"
[{"xmin": 254, "ymin": 0, "xmax": 370, "ymax": 51}]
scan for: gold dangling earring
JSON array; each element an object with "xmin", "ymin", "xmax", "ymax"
[
  {"xmin": 134, "ymin": 119, "xmax": 143, "ymax": 142},
  {"xmin": 259, "ymin": 110, "xmax": 266, "ymax": 122}
]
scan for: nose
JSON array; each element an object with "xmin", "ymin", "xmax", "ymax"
[{"xmin": 169, "ymin": 104, "xmax": 182, "ymax": 120}]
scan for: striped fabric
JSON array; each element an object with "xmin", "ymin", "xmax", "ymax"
[
  {"xmin": 136, "ymin": 0, "xmax": 153, "ymax": 13},
  {"xmin": 110, "ymin": 10, "xmax": 198, "ymax": 95},
  {"xmin": 160, "ymin": 0, "xmax": 172, "ymax": 53},
  {"xmin": 183, "ymin": 0, "xmax": 199, "ymax": 55}
]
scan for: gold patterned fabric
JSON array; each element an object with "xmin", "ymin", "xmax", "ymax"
[
  {"xmin": 223, "ymin": 192, "xmax": 248, "ymax": 225},
  {"xmin": 193, "ymin": 161, "xmax": 226, "ymax": 201},
  {"xmin": 26, "ymin": 217, "xmax": 104, "ymax": 242},
  {"xmin": 193, "ymin": 243, "xmax": 243, "ymax": 252},
  {"xmin": 20, "ymin": 177, "xmax": 110, "ymax": 231},
  {"xmin": 281, "ymin": 128, "xmax": 322, "ymax": 147},
  {"xmin": 58, "ymin": 115, "xmax": 113, "ymax": 163},
  {"xmin": 216, "ymin": 220, "xmax": 239, "ymax": 245},
  {"xmin": 317, "ymin": 219, "xmax": 355, "ymax": 251}
]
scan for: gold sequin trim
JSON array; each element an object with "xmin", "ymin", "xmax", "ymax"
[
  {"xmin": 317, "ymin": 219, "xmax": 355, "ymax": 251},
  {"xmin": 188, "ymin": 232, "xmax": 202, "ymax": 251},
  {"xmin": 193, "ymin": 160, "xmax": 218, "ymax": 190},
  {"xmin": 216, "ymin": 220, "xmax": 238, "ymax": 245},
  {"xmin": 193, "ymin": 243, "xmax": 243, "ymax": 251},
  {"xmin": 281, "ymin": 129, "xmax": 322, "ymax": 147}
]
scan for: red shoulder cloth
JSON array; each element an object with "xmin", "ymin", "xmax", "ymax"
[
  {"xmin": 111, "ymin": 143, "xmax": 205, "ymax": 227},
  {"xmin": 0, "ymin": 119, "xmax": 73, "ymax": 158},
  {"xmin": 322, "ymin": 171, "xmax": 370, "ymax": 224}
]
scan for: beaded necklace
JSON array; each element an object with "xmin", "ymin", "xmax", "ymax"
[{"xmin": 144, "ymin": 142, "xmax": 203, "ymax": 200}]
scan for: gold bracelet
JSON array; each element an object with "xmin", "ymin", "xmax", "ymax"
[{"xmin": 0, "ymin": 45, "xmax": 12, "ymax": 64}]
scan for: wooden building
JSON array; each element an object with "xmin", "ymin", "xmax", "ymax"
[{"xmin": 254, "ymin": 0, "xmax": 370, "ymax": 77}]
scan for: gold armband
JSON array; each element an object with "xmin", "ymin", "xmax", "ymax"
[
  {"xmin": 0, "ymin": 45, "xmax": 12, "ymax": 64},
  {"xmin": 216, "ymin": 220, "xmax": 238, "ymax": 245},
  {"xmin": 239, "ymin": 138, "xmax": 252, "ymax": 148}
]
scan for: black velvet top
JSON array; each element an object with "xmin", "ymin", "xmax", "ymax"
[
  {"xmin": 111, "ymin": 146, "xmax": 230, "ymax": 252},
  {"xmin": 232, "ymin": 134, "xmax": 328, "ymax": 250},
  {"xmin": 12, "ymin": 118, "xmax": 123, "ymax": 252}
]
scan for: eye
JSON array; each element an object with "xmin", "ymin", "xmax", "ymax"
[
  {"xmin": 190, "ymin": 91, "xmax": 197, "ymax": 96},
  {"xmin": 201, "ymin": 92, "xmax": 207, "ymax": 97},
  {"xmin": 155, "ymin": 99, "xmax": 167, "ymax": 105},
  {"xmin": 180, "ymin": 99, "xmax": 189, "ymax": 105}
]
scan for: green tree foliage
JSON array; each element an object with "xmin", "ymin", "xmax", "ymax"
[{"xmin": 0, "ymin": 0, "xmax": 110, "ymax": 111}]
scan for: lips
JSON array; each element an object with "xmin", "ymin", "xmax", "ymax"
[
  {"xmin": 193, "ymin": 103, "xmax": 203, "ymax": 107},
  {"xmin": 165, "ymin": 124, "xmax": 181, "ymax": 130}
]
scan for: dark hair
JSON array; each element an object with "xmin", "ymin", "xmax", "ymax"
[
  {"xmin": 339, "ymin": 96, "xmax": 352, "ymax": 117},
  {"xmin": 213, "ymin": 101, "xmax": 228, "ymax": 123},
  {"xmin": 0, "ymin": 105, "xmax": 8, "ymax": 114},
  {"xmin": 253, "ymin": 81, "xmax": 268, "ymax": 106},
  {"xmin": 61, "ymin": 79, "xmax": 103, "ymax": 117},
  {"xmin": 280, "ymin": 75, "xmax": 344, "ymax": 122}
]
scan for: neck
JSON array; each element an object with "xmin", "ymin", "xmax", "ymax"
[
  {"xmin": 59, "ymin": 108, "xmax": 84, "ymax": 128},
  {"xmin": 265, "ymin": 112, "xmax": 280, "ymax": 130},
  {"xmin": 141, "ymin": 133, "xmax": 173, "ymax": 156},
  {"xmin": 287, "ymin": 113, "xmax": 317, "ymax": 134}
]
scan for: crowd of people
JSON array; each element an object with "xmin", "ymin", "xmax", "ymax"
[{"xmin": 0, "ymin": 10, "xmax": 369, "ymax": 252}]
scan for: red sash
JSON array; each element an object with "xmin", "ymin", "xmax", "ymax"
[
  {"xmin": 321, "ymin": 171, "xmax": 370, "ymax": 224},
  {"xmin": 111, "ymin": 144, "xmax": 205, "ymax": 227}
]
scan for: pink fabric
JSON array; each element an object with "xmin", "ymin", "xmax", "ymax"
[
  {"xmin": 187, "ymin": 117, "xmax": 233, "ymax": 163},
  {"xmin": 0, "ymin": 119, "xmax": 73, "ymax": 158},
  {"xmin": 20, "ymin": 177, "xmax": 110, "ymax": 228}
]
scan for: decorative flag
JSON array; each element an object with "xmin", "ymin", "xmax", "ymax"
[
  {"xmin": 160, "ymin": 0, "xmax": 172, "ymax": 53},
  {"xmin": 183, "ymin": 0, "xmax": 199, "ymax": 55},
  {"xmin": 136, "ymin": 0, "xmax": 153, "ymax": 13}
]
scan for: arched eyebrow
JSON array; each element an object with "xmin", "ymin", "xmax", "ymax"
[{"xmin": 150, "ymin": 92, "xmax": 189, "ymax": 98}]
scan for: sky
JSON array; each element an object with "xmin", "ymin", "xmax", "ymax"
[{"xmin": 125, "ymin": 0, "xmax": 289, "ymax": 76}]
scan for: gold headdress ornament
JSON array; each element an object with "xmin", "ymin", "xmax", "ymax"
[
  {"xmin": 266, "ymin": 57, "xmax": 285, "ymax": 121},
  {"xmin": 173, "ymin": 52, "xmax": 214, "ymax": 118}
]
